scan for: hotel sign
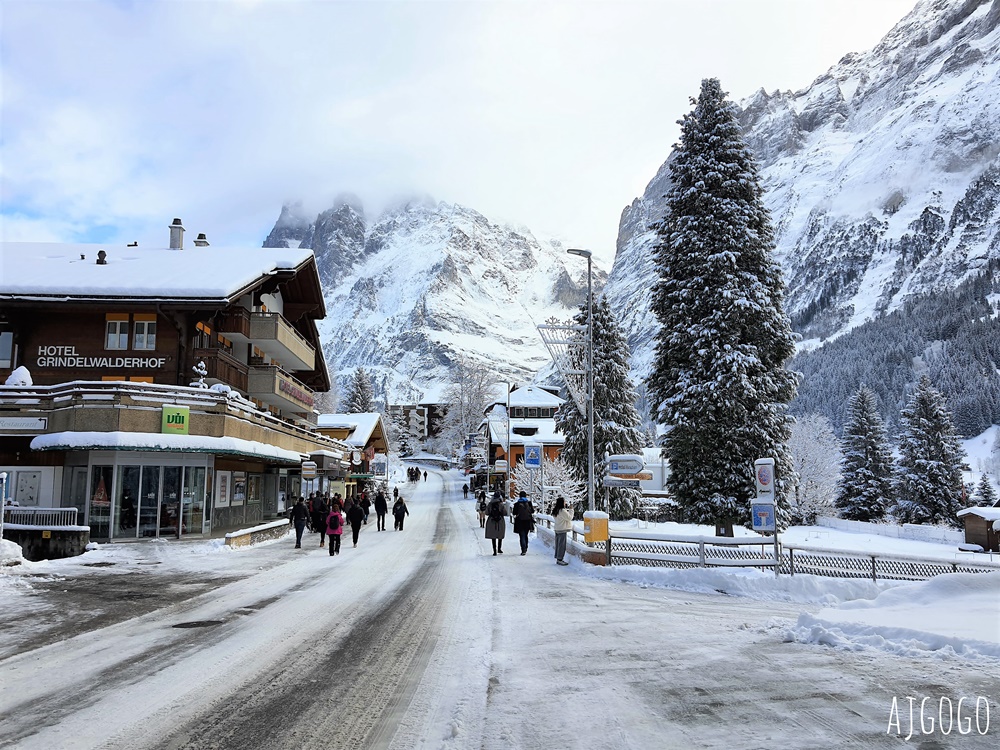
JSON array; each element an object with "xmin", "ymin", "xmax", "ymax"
[
  {"xmin": 36, "ymin": 345, "xmax": 166, "ymax": 369},
  {"xmin": 161, "ymin": 405, "xmax": 190, "ymax": 435}
]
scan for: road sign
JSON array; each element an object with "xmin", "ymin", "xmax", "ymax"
[
  {"xmin": 607, "ymin": 454, "xmax": 644, "ymax": 474},
  {"xmin": 607, "ymin": 471, "xmax": 653, "ymax": 480},
  {"xmin": 602, "ymin": 477, "xmax": 641, "ymax": 489},
  {"xmin": 751, "ymin": 503, "xmax": 776, "ymax": 533},
  {"xmin": 754, "ymin": 457, "xmax": 775, "ymax": 498},
  {"xmin": 301, "ymin": 461, "xmax": 317, "ymax": 480},
  {"xmin": 524, "ymin": 443, "xmax": 542, "ymax": 469}
]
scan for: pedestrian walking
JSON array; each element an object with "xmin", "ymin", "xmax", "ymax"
[
  {"xmin": 374, "ymin": 490, "xmax": 388, "ymax": 531},
  {"xmin": 423, "ymin": 470, "xmax": 428, "ymax": 482},
  {"xmin": 462, "ymin": 483, "xmax": 469, "ymax": 499},
  {"xmin": 327, "ymin": 503, "xmax": 343, "ymax": 556},
  {"xmin": 361, "ymin": 492, "xmax": 372, "ymax": 524},
  {"xmin": 485, "ymin": 491, "xmax": 509, "ymax": 555},
  {"xmin": 477, "ymin": 491, "xmax": 488, "ymax": 528},
  {"xmin": 393, "ymin": 486, "xmax": 399, "ymax": 500},
  {"xmin": 393, "ymin": 496, "xmax": 409, "ymax": 530},
  {"xmin": 347, "ymin": 500, "xmax": 365, "ymax": 547},
  {"xmin": 512, "ymin": 490, "xmax": 535, "ymax": 555},
  {"xmin": 553, "ymin": 496, "xmax": 573, "ymax": 566},
  {"xmin": 313, "ymin": 495, "xmax": 328, "ymax": 547},
  {"xmin": 291, "ymin": 497, "xmax": 309, "ymax": 548}
]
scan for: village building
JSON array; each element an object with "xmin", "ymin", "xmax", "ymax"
[
  {"xmin": 481, "ymin": 384, "xmax": 564, "ymax": 494},
  {"xmin": 315, "ymin": 412, "xmax": 391, "ymax": 498},
  {"xmin": 957, "ymin": 507, "xmax": 1000, "ymax": 553},
  {"xmin": 0, "ymin": 220, "xmax": 351, "ymax": 541}
]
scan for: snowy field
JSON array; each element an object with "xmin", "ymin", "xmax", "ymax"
[{"xmin": 1, "ymin": 466, "xmax": 998, "ymax": 748}]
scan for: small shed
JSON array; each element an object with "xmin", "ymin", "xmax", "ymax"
[{"xmin": 956, "ymin": 507, "xmax": 1000, "ymax": 552}]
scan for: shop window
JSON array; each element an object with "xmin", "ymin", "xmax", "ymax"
[
  {"xmin": 105, "ymin": 315, "xmax": 129, "ymax": 350},
  {"xmin": 133, "ymin": 315, "xmax": 157, "ymax": 350}
]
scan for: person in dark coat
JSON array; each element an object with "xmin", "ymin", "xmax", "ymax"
[
  {"xmin": 291, "ymin": 497, "xmax": 309, "ymax": 548},
  {"xmin": 361, "ymin": 492, "xmax": 372, "ymax": 524},
  {"xmin": 484, "ymin": 492, "xmax": 509, "ymax": 555},
  {"xmin": 392, "ymin": 496, "xmax": 409, "ymax": 530},
  {"xmin": 346, "ymin": 501, "xmax": 365, "ymax": 547},
  {"xmin": 312, "ymin": 496, "xmax": 328, "ymax": 547},
  {"xmin": 477, "ymin": 491, "xmax": 488, "ymax": 528},
  {"xmin": 374, "ymin": 490, "xmax": 389, "ymax": 531},
  {"xmin": 462, "ymin": 483, "xmax": 469, "ymax": 499},
  {"xmin": 512, "ymin": 490, "xmax": 535, "ymax": 555}
]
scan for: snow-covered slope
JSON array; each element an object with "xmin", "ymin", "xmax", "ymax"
[
  {"xmin": 265, "ymin": 197, "xmax": 606, "ymax": 402},
  {"xmin": 609, "ymin": 0, "xmax": 1000, "ymax": 373}
]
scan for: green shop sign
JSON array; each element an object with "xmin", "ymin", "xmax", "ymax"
[{"xmin": 161, "ymin": 405, "xmax": 190, "ymax": 435}]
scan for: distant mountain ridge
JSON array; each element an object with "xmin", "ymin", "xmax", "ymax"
[
  {"xmin": 608, "ymin": 0, "xmax": 1000, "ymax": 379},
  {"xmin": 264, "ymin": 197, "xmax": 606, "ymax": 403}
]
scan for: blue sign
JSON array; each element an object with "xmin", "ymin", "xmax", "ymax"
[
  {"xmin": 524, "ymin": 444, "xmax": 542, "ymax": 469},
  {"xmin": 751, "ymin": 503, "xmax": 776, "ymax": 533}
]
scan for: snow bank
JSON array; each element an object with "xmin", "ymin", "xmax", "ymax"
[{"xmin": 0, "ymin": 539, "xmax": 24, "ymax": 566}]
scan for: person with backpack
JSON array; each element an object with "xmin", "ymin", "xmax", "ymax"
[
  {"xmin": 392, "ymin": 496, "xmax": 409, "ymax": 530},
  {"xmin": 476, "ymin": 491, "xmax": 488, "ymax": 528},
  {"xmin": 512, "ymin": 490, "xmax": 535, "ymax": 556},
  {"xmin": 290, "ymin": 497, "xmax": 309, "ymax": 548},
  {"xmin": 346, "ymin": 499, "xmax": 365, "ymax": 547},
  {"xmin": 326, "ymin": 502, "xmax": 344, "ymax": 556},
  {"xmin": 313, "ymin": 495, "xmax": 328, "ymax": 547},
  {"xmin": 552, "ymin": 496, "xmax": 574, "ymax": 566},
  {"xmin": 485, "ymin": 491, "xmax": 509, "ymax": 555}
]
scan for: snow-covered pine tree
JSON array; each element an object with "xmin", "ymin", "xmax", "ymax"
[
  {"xmin": 975, "ymin": 473, "xmax": 998, "ymax": 507},
  {"xmin": 645, "ymin": 77, "xmax": 798, "ymax": 533},
  {"xmin": 342, "ymin": 366, "xmax": 375, "ymax": 413},
  {"xmin": 893, "ymin": 376, "xmax": 966, "ymax": 527},
  {"xmin": 834, "ymin": 386, "xmax": 894, "ymax": 522},
  {"xmin": 555, "ymin": 296, "xmax": 646, "ymax": 520}
]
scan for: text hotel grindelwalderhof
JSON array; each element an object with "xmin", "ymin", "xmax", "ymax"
[
  {"xmin": 36, "ymin": 346, "xmax": 166, "ymax": 370},
  {"xmin": 888, "ymin": 695, "xmax": 992, "ymax": 740}
]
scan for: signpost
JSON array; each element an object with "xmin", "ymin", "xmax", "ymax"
[
  {"xmin": 606, "ymin": 471, "xmax": 652, "ymax": 481},
  {"xmin": 606, "ymin": 454, "xmax": 644, "ymax": 475},
  {"xmin": 753, "ymin": 457, "xmax": 779, "ymax": 576},
  {"xmin": 524, "ymin": 443, "xmax": 542, "ymax": 469},
  {"xmin": 602, "ymin": 477, "xmax": 641, "ymax": 489}
]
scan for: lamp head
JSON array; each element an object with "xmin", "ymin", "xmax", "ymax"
[{"xmin": 567, "ymin": 248, "xmax": 592, "ymax": 259}]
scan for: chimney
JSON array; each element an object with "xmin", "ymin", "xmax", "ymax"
[
  {"xmin": 169, "ymin": 218, "xmax": 185, "ymax": 249},
  {"xmin": 96, "ymin": 250, "xmax": 107, "ymax": 265},
  {"xmin": 194, "ymin": 233, "xmax": 210, "ymax": 247}
]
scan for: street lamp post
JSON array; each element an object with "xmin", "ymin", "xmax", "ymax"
[{"xmin": 567, "ymin": 248, "xmax": 595, "ymax": 513}]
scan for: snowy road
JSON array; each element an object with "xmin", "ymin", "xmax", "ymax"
[{"xmin": 1, "ymin": 468, "xmax": 995, "ymax": 749}]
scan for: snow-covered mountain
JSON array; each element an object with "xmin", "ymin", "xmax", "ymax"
[
  {"xmin": 609, "ymin": 0, "xmax": 1000, "ymax": 376},
  {"xmin": 264, "ymin": 197, "xmax": 607, "ymax": 402}
]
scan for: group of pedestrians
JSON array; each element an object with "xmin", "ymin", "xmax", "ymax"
[
  {"xmin": 476, "ymin": 485, "xmax": 574, "ymax": 565},
  {"xmin": 406, "ymin": 466, "xmax": 427, "ymax": 482},
  {"xmin": 288, "ymin": 487, "xmax": 410, "ymax": 554}
]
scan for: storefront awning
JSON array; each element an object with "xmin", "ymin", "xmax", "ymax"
[{"xmin": 30, "ymin": 431, "xmax": 306, "ymax": 465}]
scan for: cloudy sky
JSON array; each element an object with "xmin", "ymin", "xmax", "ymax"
[{"xmin": 2, "ymin": 0, "xmax": 916, "ymax": 267}]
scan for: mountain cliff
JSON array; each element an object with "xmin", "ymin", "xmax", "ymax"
[
  {"xmin": 264, "ymin": 197, "xmax": 606, "ymax": 402},
  {"xmin": 608, "ymin": 0, "xmax": 1000, "ymax": 376}
]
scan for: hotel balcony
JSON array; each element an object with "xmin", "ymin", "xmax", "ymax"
[
  {"xmin": 192, "ymin": 347, "xmax": 249, "ymax": 392},
  {"xmin": 248, "ymin": 364, "xmax": 316, "ymax": 415},
  {"xmin": 216, "ymin": 310, "xmax": 315, "ymax": 372}
]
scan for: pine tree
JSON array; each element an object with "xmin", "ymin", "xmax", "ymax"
[
  {"xmin": 835, "ymin": 386, "xmax": 894, "ymax": 521},
  {"xmin": 645, "ymin": 78, "xmax": 798, "ymax": 532},
  {"xmin": 342, "ymin": 367, "xmax": 374, "ymax": 413},
  {"xmin": 555, "ymin": 296, "xmax": 646, "ymax": 520},
  {"xmin": 893, "ymin": 376, "xmax": 966, "ymax": 527},
  {"xmin": 975, "ymin": 473, "xmax": 998, "ymax": 507}
]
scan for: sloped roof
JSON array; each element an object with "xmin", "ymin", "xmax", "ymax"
[
  {"xmin": 316, "ymin": 412, "xmax": 387, "ymax": 449},
  {"xmin": 488, "ymin": 419, "xmax": 564, "ymax": 446}
]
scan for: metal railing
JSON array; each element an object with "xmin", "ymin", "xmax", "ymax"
[
  {"xmin": 3, "ymin": 506, "xmax": 79, "ymax": 527},
  {"xmin": 533, "ymin": 516, "xmax": 1000, "ymax": 581}
]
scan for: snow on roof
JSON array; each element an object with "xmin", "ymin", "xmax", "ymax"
[
  {"xmin": 488, "ymin": 419, "xmax": 564, "ymax": 445},
  {"xmin": 957, "ymin": 506, "xmax": 1000, "ymax": 521},
  {"xmin": 316, "ymin": 412, "xmax": 383, "ymax": 447},
  {"xmin": 487, "ymin": 385, "xmax": 563, "ymax": 410},
  {"xmin": 30, "ymin": 431, "xmax": 306, "ymax": 463},
  {"xmin": 0, "ymin": 242, "xmax": 315, "ymax": 301}
]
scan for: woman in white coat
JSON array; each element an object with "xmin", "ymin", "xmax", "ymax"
[{"xmin": 552, "ymin": 496, "xmax": 574, "ymax": 566}]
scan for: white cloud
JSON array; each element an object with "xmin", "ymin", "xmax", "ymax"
[{"xmin": 1, "ymin": 0, "xmax": 917, "ymax": 263}]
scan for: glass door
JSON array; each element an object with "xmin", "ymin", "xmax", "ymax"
[
  {"xmin": 114, "ymin": 466, "xmax": 140, "ymax": 539},
  {"xmin": 88, "ymin": 466, "xmax": 114, "ymax": 539},
  {"xmin": 181, "ymin": 466, "xmax": 206, "ymax": 537},
  {"xmin": 161, "ymin": 467, "xmax": 181, "ymax": 538},
  {"xmin": 138, "ymin": 466, "xmax": 161, "ymax": 537}
]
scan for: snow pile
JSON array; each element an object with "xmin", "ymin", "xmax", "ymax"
[
  {"xmin": 3, "ymin": 366, "xmax": 32, "ymax": 386},
  {"xmin": 786, "ymin": 572, "xmax": 1000, "ymax": 660},
  {"xmin": 0, "ymin": 538, "xmax": 24, "ymax": 566}
]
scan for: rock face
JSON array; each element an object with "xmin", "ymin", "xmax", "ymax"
[
  {"xmin": 264, "ymin": 198, "xmax": 606, "ymax": 402},
  {"xmin": 607, "ymin": 0, "xmax": 1000, "ymax": 377}
]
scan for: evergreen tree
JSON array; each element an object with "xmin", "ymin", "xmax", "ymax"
[
  {"xmin": 975, "ymin": 473, "xmax": 998, "ymax": 507},
  {"xmin": 893, "ymin": 376, "xmax": 966, "ymax": 527},
  {"xmin": 555, "ymin": 296, "xmax": 646, "ymax": 520},
  {"xmin": 342, "ymin": 367, "xmax": 374, "ymax": 413},
  {"xmin": 835, "ymin": 386, "xmax": 894, "ymax": 521},
  {"xmin": 645, "ymin": 77, "xmax": 798, "ymax": 532}
]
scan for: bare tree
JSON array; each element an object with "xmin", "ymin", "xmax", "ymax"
[
  {"xmin": 437, "ymin": 357, "xmax": 496, "ymax": 454},
  {"xmin": 787, "ymin": 413, "xmax": 841, "ymax": 524},
  {"xmin": 511, "ymin": 453, "xmax": 586, "ymax": 514}
]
